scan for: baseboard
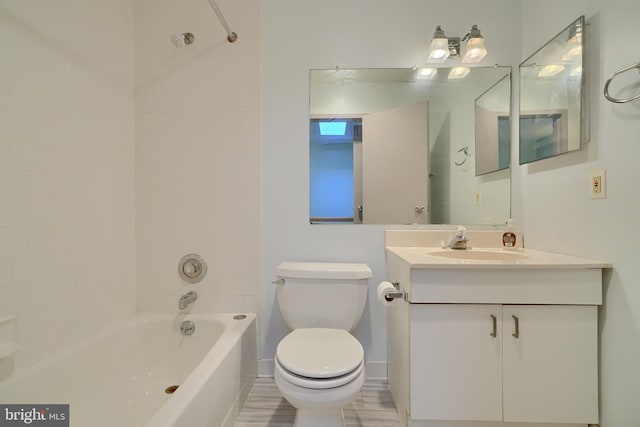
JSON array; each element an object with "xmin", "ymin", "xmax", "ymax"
[
  {"xmin": 258, "ymin": 359, "xmax": 388, "ymax": 380},
  {"xmin": 258, "ymin": 359, "xmax": 274, "ymax": 377},
  {"xmin": 364, "ymin": 361, "xmax": 388, "ymax": 379}
]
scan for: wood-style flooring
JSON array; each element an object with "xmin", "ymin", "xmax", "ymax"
[{"xmin": 234, "ymin": 378, "xmax": 402, "ymax": 427}]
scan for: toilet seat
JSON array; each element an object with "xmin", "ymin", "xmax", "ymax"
[
  {"xmin": 275, "ymin": 328, "xmax": 364, "ymax": 389},
  {"xmin": 275, "ymin": 355, "xmax": 364, "ymax": 389}
]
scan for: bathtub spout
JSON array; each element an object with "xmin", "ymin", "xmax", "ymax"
[{"xmin": 179, "ymin": 291, "xmax": 198, "ymax": 310}]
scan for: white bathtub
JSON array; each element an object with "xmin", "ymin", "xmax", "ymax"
[{"xmin": 0, "ymin": 313, "xmax": 257, "ymax": 427}]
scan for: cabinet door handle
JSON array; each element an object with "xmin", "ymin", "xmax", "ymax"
[
  {"xmin": 512, "ymin": 315, "xmax": 520, "ymax": 339},
  {"xmin": 490, "ymin": 314, "xmax": 497, "ymax": 337}
]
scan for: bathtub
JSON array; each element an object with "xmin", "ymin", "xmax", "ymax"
[{"xmin": 0, "ymin": 313, "xmax": 257, "ymax": 427}]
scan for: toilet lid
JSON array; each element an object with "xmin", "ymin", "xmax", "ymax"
[{"xmin": 276, "ymin": 328, "xmax": 364, "ymax": 378}]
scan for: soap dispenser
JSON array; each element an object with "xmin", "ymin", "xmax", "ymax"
[{"xmin": 502, "ymin": 218, "xmax": 517, "ymax": 248}]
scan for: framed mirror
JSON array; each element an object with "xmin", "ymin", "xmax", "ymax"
[
  {"xmin": 309, "ymin": 66, "xmax": 512, "ymax": 225},
  {"xmin": 519, "ymin": 15, "xmax": 587, "ymax": 164}
]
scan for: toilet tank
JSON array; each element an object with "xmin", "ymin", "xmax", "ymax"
[{"xmin": 275, "ymin": 262, "xmax": 372, "ymax": 332}]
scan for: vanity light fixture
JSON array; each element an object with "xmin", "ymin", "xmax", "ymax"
[
  {"xmin": 461, "ymin": 25, "xmax": 487, "ymax": 63},
  {"xmin": 448, "ymin": 66, "xmax": 471, "ymax": 79},
  {"xmin": 427, "ymin": 24, "xmax": 487, "ymax": 64},
  {"xmin": 427, "ymin": 26, "xmax": 451, "ymax": 63}
]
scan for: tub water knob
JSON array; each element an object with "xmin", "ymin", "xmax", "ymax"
[
  {"xmin": 179, "ymin": 254, "xmax": 207, "ymax": 283},
  {"xmin": 180, "ymin": 321, "xmax": 195, "ymax": 336}
]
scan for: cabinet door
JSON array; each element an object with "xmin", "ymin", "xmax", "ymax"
[
  {"xmin": 410, "ymin": 304, "xmax": 502, "ymax": 421},
  {"xmin": 502, "ymin": 305, "xmax": 598, "ymax": 424}
]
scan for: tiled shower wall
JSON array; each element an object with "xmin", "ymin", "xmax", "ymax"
[
  {"xmin": 0, "ymin": 0, "xmax": 136, "ymax": 370},
  {"xmin": 134, "ymin": 0, "xmax": 261, "ymax": 324}
]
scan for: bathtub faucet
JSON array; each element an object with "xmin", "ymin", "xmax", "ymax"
[{"xmin": 179, "ymin": 291, "xmax": 198, "ymax": 310}]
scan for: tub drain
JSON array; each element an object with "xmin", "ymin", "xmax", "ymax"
[
  {"xmin": 165, "ymin": 385, "xmax": 179, "ymax": 394},
  {"xmin": 233, "ymin": 314, "xmax": 247, "ymax": 320}
]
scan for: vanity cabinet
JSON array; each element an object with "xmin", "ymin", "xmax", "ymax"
[
  {"xmin": 385, "ymin": 245, "xmax": 607, "ymax": 427},
  {"xmin": 410, "ymin": 304, "xmax": 598, "ymax": 424}
]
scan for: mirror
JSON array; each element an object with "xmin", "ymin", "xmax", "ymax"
[
  {"xmin": 519, "ymin": 16, "xmax": 587, "ymax": 164},
  {"xmin": 475, "ymin": 74, "xmax": 511, "ymax": 176},
  {"xmin": 309, "ymin": 66, "xmax": 512, "ymax": 225}
]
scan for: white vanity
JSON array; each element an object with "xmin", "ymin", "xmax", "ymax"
[{"xmin": 384, "ymin": 230, "xmax": 610, "ymax": 427}]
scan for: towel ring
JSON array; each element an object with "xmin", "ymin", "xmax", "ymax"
[
  {"xmin": 603, "ymin": 61, "xmax": 640, "ymax": 104},
  {"xmin": 454, "ymin": 146, "xmax": 470, "ymax": 166}
]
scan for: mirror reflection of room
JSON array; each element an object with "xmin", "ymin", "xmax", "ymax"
[
  {"xmin": 519, "ymin": 16, "xmax": 586, "ymax": 164},
  {"xmin": 309, "ymin": 67, "xmax": 511, "ymax": 225},
  {"xmin": 475, "ymin": 74, "xmax": 511, "ymax": 176}
]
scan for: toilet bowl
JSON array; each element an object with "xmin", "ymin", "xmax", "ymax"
[
  {"xmin": 273, "ymin": 262, "xmax": 373, "ymax": 427},
  {"xmin": 274, "ymin": 328, "xmax": 365, "ymax": 427}
]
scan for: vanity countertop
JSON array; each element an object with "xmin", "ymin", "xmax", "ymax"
[{"xmin": 386, "ymin": 246, "xmax": 611, "ymax": 270}]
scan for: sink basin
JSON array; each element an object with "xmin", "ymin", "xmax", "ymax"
[{"xmin": 428, "ymin": 249, "xmax": 528, "ymax": 261}]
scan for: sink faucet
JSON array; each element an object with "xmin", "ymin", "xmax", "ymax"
[
  {"xmin": 447, "ymin": 226, "xmax": 469, "ymax": 250},
  {"xmin": 179, "ymin": 291, "xmax": 198, "ymax": 309}
]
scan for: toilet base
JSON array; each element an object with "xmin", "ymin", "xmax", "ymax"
[
  {"xmin": 293, "ymin": 409, "xmax": 345, "ymax": 427},
  {"xmin": 274, "ymin": 363, "xmax": 365, "ymax": 427}
]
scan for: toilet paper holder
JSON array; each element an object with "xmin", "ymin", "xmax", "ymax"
[{"xmin": 385, "ymin": 281, "xmax": 406, "ymax": 302}]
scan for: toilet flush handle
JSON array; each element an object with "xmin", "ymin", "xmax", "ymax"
[{"xmin": 272, "ymin": 278, "xmax": 285, "ymax": 285}]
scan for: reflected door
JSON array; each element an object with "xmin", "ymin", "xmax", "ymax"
[{"xmin": 361, "ymin": 102, "xmax": 429, "ymax": 224}]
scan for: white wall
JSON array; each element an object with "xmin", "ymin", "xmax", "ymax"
[
  {"xmin": 134, "ymin": 0, "xmax": 261, "ymax": 323},
  {"xmin": 520, "ymin": 1, "xmax": 640, "ymax": 426},
  {"xmin": 261, "ymin": 0, "xmax": 522, "ymax": 376},
  {"xmin": 0, "ymin": 0, "xmax": 136, "ymax": 370}
]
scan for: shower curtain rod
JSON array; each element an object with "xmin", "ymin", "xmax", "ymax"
[{"xmin": 206, "ymin": 0, "xmax": 237, "ymax": 43}]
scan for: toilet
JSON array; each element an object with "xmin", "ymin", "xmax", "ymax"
[{"xmin": 273, "ymin": 261, "xmax": 373, "ymax": 427}]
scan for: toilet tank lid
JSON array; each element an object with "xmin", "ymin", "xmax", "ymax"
[{"xmin": 276, "ymin": 262, "xmax": 372, "ymax": 280}]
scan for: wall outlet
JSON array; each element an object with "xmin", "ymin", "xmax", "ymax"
[{"xmin": 590, "ymin": 169, "xmax": 606, "ymax": 199}]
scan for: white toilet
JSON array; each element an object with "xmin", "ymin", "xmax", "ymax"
[{"xmin": 273, "ymin": 261, "xmax": 373, "ymax": 427}]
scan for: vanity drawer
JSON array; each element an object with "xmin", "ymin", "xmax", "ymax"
[{"xmin": 408, "ymin": 268, "xmax": 602, "ymax": 304}]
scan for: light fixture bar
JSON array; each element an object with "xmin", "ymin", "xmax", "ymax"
[{"xmin": 427, "ymin": 24, "xmax": 487, "ymax": 64}]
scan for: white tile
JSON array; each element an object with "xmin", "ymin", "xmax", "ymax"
[
  {"xmin": 0, "ymin": 282, "xmax": 29, "ymax": 314},
  {"xmin": 29, "ymin": 329, "xmax": 60, "ymax": 365},
  {"xmin": 24, "ymin": 170, "xmax": 57, "ymax": 199},
  {"xmin": 0, "ymin": 168, "xmax": 27, "ymax": 198},
  {"xmin": 0, "ymin": 198, "xmax": 9, "ymax": 227},
  {"xmin": 0, "ymin": 258, "xmax": 11, "ymax": 287},
  {"xmin": 10, "ymin": 254, "xmax": 45, "ymax": 284},
  {"xmin": 0, "ymin": 108, "xmax": 28, "ymax": 141},
  {"xmin": 0, "ymin": 139, "xmax": 10, "ymax": 168},
  {"xmin": 14, "ymin": 307, "xmax": 44, "ymax": 338},
  {"xmin": 1, "ymin": 0, "xmax": 136, "ymax": 373}
]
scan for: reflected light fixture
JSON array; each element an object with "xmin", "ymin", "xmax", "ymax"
[
  {"xmin": 417, "ymin": 67, "xmax": 438, "ymax": 79},
  {"xmin": 562, "ymin": 21, "xmax": 583, "ymax": 62},
  {"xmin": 427, "ymin": 24, "xmax": 487, "ymax": 64},
  {"xmin": 448, "ymin": 67, "xmax": 470, "ymax": 79},
  {"xmin": 537, "ymin": 64, "xmax": 566, "ymax": 78},
  {"xmin": 569, "ymin": 66, "xmax": 582, "ymax": 78}
]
